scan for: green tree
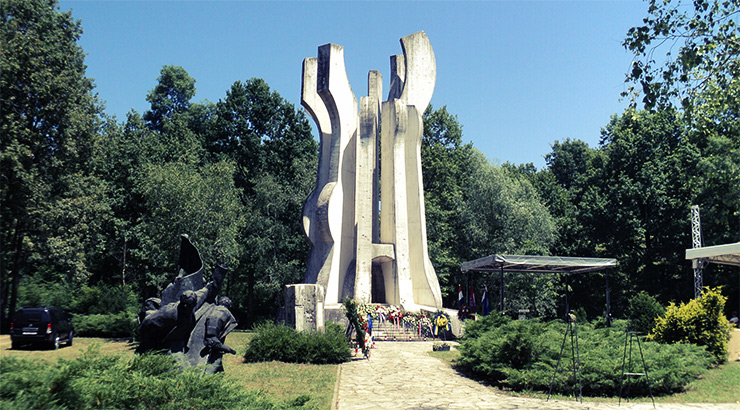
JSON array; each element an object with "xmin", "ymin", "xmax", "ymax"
[
  {"xmin": 624, "ymin": 0, "xmax": 740, "ymax": 111},
  {"xmin": 143, "ymin": 65, "xmax": 197, "ymax": 132},
  {"xmin": 595, "ymin": 109, "xmax": 697, "ymax": 303},
  {"xmin": 0, "ymin": 0, "xmax": 104, "ymax": 322},
  {"xmin": 537, "ymin": 139, "xmax": 604, "ymax": 258},
  {"xmin": 622, "ymin": 0, "xmax": 740, "ymax": 313},
  {"xmin": 132, "ymin": 160, "xmax": 246, "ymax": 290},
  {"xmin": 464, "ymin": 152, "xmax": 557, "ymax": 316},
  {"xmin": 537, "ymin": 109, "xmax": 700, "ymax": 315},
  {"xmin": 421, "ymin": 105, "xmax": 476, "ymax": 304},
  {"xmin": 208, "ymin": 78, "xmax": 317, "ymax": 325},
  {"xmin": 421, "ymin": 106, "xmax": 556, "ymax": 311},
  {"xmin": 463, "ymin": 151, "xmax": 554, "ymax": 258}
]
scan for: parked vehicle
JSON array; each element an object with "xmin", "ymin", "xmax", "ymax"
[{"xmin": 10, "ymin": 307, "xmax": 74, "ymax": 350}]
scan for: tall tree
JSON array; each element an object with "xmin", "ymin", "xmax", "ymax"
[
  {"xmin": 624, "ymin": 0, "xmax": 740, "ymax": 111},
  {"xmin": 0, "ymin": 0, "xmax": 104, "ymax": 323},
  {"xmin": 537, "ymin": 110, "xmax": 698, "ymax": 314},
  {"xmin": 132, "ymin": 160, "xmax": 246, "ymax": 290},
  {"xmin": 539, "ymin": 139, "xmax": 604, "ymax": 258},
  {"xmin": 98, "ymin": 67, "xmax": 239, "ymax": 295},
  {"xmin": 143, "ymin": 65, "xmax": 197, "ymax": 132},
  {"xmin": 596, "ymin": 109, "xmax": 697, "ymax": 303},
  {"xmin": 624, "ymin": 0, "xmax": 740, "ymax": 312},
  {"xmin": 463, "ymin": 152, "xmax": 557, "ymax": 316},
  {"xmin": 421, "ymin": 106, "xmax": 556, "ymax": 309},
  {"xmin": 421, "ymin": 105, "xmax": 476, "ymax": 304},
  {"xmin": 208, "ymin": 78, "xmax": 317, "ymax": 325}
]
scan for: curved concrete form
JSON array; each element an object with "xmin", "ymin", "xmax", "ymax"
[{"xmin": 300, "ymin": 31, "xmax": 442, "ymax": 313}]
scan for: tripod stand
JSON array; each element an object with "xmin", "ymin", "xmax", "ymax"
[
  {"xmin": 618, "ymin": 330, "xmax": 655, "ymax": 408},
  {"xmin": 547, "ymin": 315, "xmax": 583, "ymax": 403}
]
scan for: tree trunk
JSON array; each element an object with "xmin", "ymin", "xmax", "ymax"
[
  {"xmin": 247, "ymin": 268, "xmax": 255, "ymax": 327},
  {"xmin": 8, "ymin": 225, "xmax": 24, "ymax": 323},
  {"xmin": 0, "ymin": 229, "xmax": 6, "ymax": 331},
  {"xmin": 121, "ymin": 240, "xmax": 127, "ymax": 289}
]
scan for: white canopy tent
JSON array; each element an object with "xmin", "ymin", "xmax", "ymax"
[
  {"xmin": 685, "ymin": 242, "xmax": 740, "ymax": 267},
  {"xmin": 686, "ymin": 242, "xmax": 740, "ymax": 315},
  {"xmin": 462, "ymin": 254, "xmax": 617, "ymax": 320}
]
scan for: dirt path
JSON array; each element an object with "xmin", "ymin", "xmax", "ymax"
[{"xmin": 729, "ymin": 329, "xmax": 740, "ymax": 362}]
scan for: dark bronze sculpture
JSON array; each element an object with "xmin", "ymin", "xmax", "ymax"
[{"xmin": 137, "ymin": 235, "xmax": 237, "ymax": 373}]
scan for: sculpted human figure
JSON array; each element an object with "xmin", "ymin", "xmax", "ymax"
[
  {"xmin": 138, "ymin": 297, "xmax": 161, "ymax": 324},
  {"xmin": 135, "ymin": 235, "xmax": 241, "ymax": 374},
  {"xmin": 136, "ymin": 236, "xmax": 226, "ymax": 355},
  {"xmin": 137, "ymin": 290, "xmax": 198, "ymax": 353},
  {"xmin": 201, "ymin": 296, "xmax": 238, "ymax": 373}
]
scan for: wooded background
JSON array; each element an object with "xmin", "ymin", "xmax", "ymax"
[{"xmin": 2, "ymin": 0, "xmax": 739, "ymax": 328}]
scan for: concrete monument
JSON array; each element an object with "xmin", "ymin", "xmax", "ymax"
[
  {"xmin": 299, "ymin": 31, "xmax": 443, "ymax": 321},
  {"xmin": 137, "ymin": 235, "xmax": 237, "ymax": 373}
]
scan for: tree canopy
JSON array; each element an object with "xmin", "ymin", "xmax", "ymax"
[
  {"xmin": 5, "ymin": 0, "xmax": 740, "ymax": 328},
  {"xmin": 624, "ymin": 0, "xmax": 740, "ymax": 111}
]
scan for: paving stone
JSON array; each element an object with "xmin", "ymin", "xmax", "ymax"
[{"xmin": 335, "ymin": 341, "xmax": 740, "ymax": 410}]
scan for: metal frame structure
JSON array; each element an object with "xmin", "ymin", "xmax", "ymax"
[
  {"xmin": 685, "ymin": 242, "xmax": 740, "ymax": 267},
  {"xmin": 461, "ymin": 254, "xmax": 617, "ymax": 318},
  {"xmin": 690, "ymin": 205, "xmax": 705, "ymax": 298}
]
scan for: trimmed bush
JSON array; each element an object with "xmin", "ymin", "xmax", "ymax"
[
  {"xmin": 627, "ymin": 291, "xmax": 665, "ymax": 334},
  {"xmin": 649, "ymin": 286, "xmax": 730, "ymax": 364},
  {"xmin": 458, "ymin": 319, "xmax": 712, "ymax": 396},
  {"xmin": 244, "ymin": 322, "xmax": 351, "ymax": 364},
  {"xmin": 71, "ymin": 285, "xmax": 139, "ymax": 315},
  {"xmin": 461, "ymin": 313, "xmax": 510, "ymax": 340},
  {"xmin": 72, "ymin": 312, "xmax": 138, "ymax": 338},
  {"xmin": 0, "ymin": 348, "xmax": 282, "ymax": 410}
]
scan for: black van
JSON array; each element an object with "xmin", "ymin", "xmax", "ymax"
[{"xmin": 10, "ymin": 307, "xmax": 74, "ymax": 349}]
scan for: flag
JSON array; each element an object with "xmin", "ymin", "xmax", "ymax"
[
  {"xmin": 458, "ymin": 284, "xmax": 463, "ymax": 308},
  {"xmin": 469, "ymin": 284, "xmax": 476, "ymax": 313},
  {"xmin": 482, "ymin": 285, "xmax": 490, "ymax": 316}
]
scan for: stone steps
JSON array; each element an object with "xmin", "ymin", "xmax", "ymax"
[{"xmin": 370, "ymin": 322, "xmax": 448, "ymax": 342}]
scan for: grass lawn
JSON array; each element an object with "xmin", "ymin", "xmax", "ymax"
[
  {"xmin": 224, "ymin": 331, "xmax": 337, "ymax": 410},
  {"xmin": 0, "ymin": 334, "xmax": 136, "ymax": 360},
  {"xmin": 429, "ymin": 347, "xmax": 740, "ymax": 404},
  {"xmin": 1, "ymin": 332, "xmax": 337, "ymax": 410}
]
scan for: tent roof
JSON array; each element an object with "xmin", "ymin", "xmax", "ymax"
[
  {"xmin": 685, "ymin": 242, "xmax": 740, "ymax": 267},
  {"xmin": 461, "ymin": 254, "xmax": 617, "ymax": 274}
]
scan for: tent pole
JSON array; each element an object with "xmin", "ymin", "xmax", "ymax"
[
  {"xmin": 605, "ymin": 270, "xmax": 612, "ymax": 327},
  {"xmin": 499, "ymin": 266, "xmax": 504, "ymax": 312},
  {"xmin": 564, "ymin": 274, "xmax": 570, "ymax": 320}
]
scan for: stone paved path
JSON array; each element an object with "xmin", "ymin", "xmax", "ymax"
[{"xmin": 334, "ymin": 341, "xmax": 740, "ymax": 410}]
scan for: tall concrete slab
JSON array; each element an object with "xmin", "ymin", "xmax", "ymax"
[{"xmin": 298, "ymin": 31, "xmax": 442, "ymax": 315}]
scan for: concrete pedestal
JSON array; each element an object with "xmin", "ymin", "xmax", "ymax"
[{"xmin": 283, "ymin": 284, "xmax": 325, "ymax": 332}]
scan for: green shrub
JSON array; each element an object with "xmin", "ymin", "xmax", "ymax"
[
  {"xmin": 0, "ymin": 348, "xmax": 282, "ymax": 410},
  {"xmin": 458, "ymin": 319, "xmax": 712, "ymax": 396},
  {"xmin": 71, "ymin": 285, "xmax": 139, "ymax": 315},
  {"xmin": 17, "ymin": 276, "xmax": 75, "ymax": 311},
  {"xmin": 461, "ymin": 313, "xmax": 510, "ymax": 340},
  {"xmin": 244, "ymin": 322, "xmax": 351, "ymax": 364},
  {"xmin": 17, "ymin": 279, "xmax": 139, "ymax": 316},
  {"xmin": 72, "ymin": 312, "xmax": 137, "ymax": 338},
  {"xmin": 649, "ymin": 286, "xmax": 730, "ymax": 364},
  {"xmin": 627, "ymin": 291, "xmax": 665, "ymax": 334}
]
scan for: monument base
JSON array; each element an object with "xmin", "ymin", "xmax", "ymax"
[
  {"xmin": 283, "ymin": 284, "xmax": 325, "ymax": 332},
  {"xmin": 282, "ymin": 286, "xmax": 464, "ymax": 338}
]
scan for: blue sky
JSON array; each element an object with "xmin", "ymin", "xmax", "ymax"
[{"xmin": 59, "ymin": 0, "xmax": 648, "ymax": 168}]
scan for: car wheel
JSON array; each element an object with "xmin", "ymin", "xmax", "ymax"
[
  {"xmin": 50, "ymin": 334, "xmax": 60, "ymax": 350},
  {"xmin": 11, "ymin": 340, "xmax": 18, "ymax": 350},
  {"xmin": 67, "ymin": 330, "xmax": 74, "ymax": 346}
]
